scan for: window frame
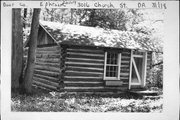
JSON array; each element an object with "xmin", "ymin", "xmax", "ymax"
[{"xmin": 103, "ymin": 51, "xmax": 121, "ymax": 80}]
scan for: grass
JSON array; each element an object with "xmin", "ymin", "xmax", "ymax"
[{"xmin": 11, "ymin": 87, "xmax": 163, "ymax": 112}]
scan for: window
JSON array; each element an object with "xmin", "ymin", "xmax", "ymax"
[{"xmin": 104, "ymin": 52, "xmax": 121, "ymax": 80}]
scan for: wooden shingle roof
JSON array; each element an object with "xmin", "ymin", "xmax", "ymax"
[{"xmin": 40, "ymin": 20, "xmax": 162, "ymax": 52}]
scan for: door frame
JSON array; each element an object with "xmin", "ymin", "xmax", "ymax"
[{"xmin": 128, "ymin": 50, "xmax": 147, "ymax": 89}]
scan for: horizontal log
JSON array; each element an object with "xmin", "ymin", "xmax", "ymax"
[
  {"xmin": 36, "ymin": 46, "xmax": 60, "ymax": 52},
  {"xmin": 66, "ymin": 57, "xmax": 104, "ymax": 64},
  {"xmin": 62, "ymin": 88, "xmax": 127, "ymax": 92},
  {"xmin": 33, "ymin": 80, "xmax": 57, "ymax": 90},
  {"xmin": 120, "ymin": 79, "xmax": 129, "ymax": 83},
  {"xmin": 65, "ymin": 71, "xmax": 103, "ymax": 77},
  {"xmin": 36, "ymin": 54, "xmax": 61, "ymax": 59},
  {"xmin": 64, "ymin": 86, "xmax": 104, "ymax": 90},
  {"xmin": 34, "ymin": 69, "xmax": 59, "ymax": 77},
  {"xmin": 32, "ymin": 84, "xmax": 52, "ymax": 91},
  {"xmin": 36, "ymin": 58, "xmax": 60, "ymax": 63},
  {"xmin": 36, "ymin": 50, "xmax": 60, "ymax": 55},
  {"xmin": 66, "ymin": 61, "xmax": 103, "ymax": 66},
  {"xmin": 66, "ymin": 70, "xmax": 103, "ymax": 75},
  {"xmin": 66, "ymin": 66, "xmax": 104, "ymax": 72},
  {"xmin": 120, "ymin": 65, "xmax": 129, "ymax": 68},
  {"xmin": 64, "ymin": 76, "xmax": 102, "ymax": 80},
  {"xmin": 67, "ymin": 48, "xmax": 103, "ymax": 53},
  {"xmin": 67, "ymin": 54, "xmax": 104, "ymax": 59},
  {"xmin": 64, "ymin": 82, "xmax": 104, "ymax": 87},
  {"xmin": 121, "ymin": 52, "xmax": 131, "ymax": 55},
  {"xmin": 120, "ymin": 73, "xmax": 129, "ymax": 77},
  {"xmin": 105, "ymin": 81, "xmax": 123, "ymax": 86},
  {"xmin": 33, "ymin": 73, "xmax": 59, "ymax": 82},
  {"xmin": 67, "ymin": 52, "xmax": 104, "ymax": 57},
  {"xmin": 36, "ymin": 54, "xmax": 42, "ymax": 58},
  {"xmin": 35, "ymin": 64, "xmax": 60, "ymax": 72},
  {"xmin": 67, "ymin": 48, "xmax": 104, "ymax": 54},
  {"xmin": 64, "ymin": 86, "xmax": 128, "ymax": 92},
  {"xmin": 121, "ymin": 61, "xmax": 130, "ymax": 64},
  {"xmin": 120, "ymin": 76, "xmax": 129, "ymax": 79},
  {"xmin": 63, "ymin": 77, "xmax": 103, "ymax": 82},
  {"xmin": 121, "ymin": 57, "xmax": 131, "ymax": 61},
  {"xmin": 120, "ymin": 69, "xmax": 130, "ymax": 73},
  {"xmin": 35, "ymin": 62, "xmax": 60, "ymax": 67},
  {"xmin": 33, "ymin": 76, "xmax": 59, "ymax": 87},
  {"xmin": 66, "ymin": 62, "xmax": 104, "ymax": 68},
  {"xmin": 121, "ymin": 55, "xmax": 130, "ymax": 58},
  {"xmin": 63, "ymin": 81, "xmax": 103, "ymax": 84}
]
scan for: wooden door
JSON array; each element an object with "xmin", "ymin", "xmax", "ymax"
[{"xmin": 129, "ymin": 50, "xmax": 147, "ymax": 88}]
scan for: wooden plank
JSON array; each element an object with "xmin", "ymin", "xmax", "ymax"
[
  {"xmin": 65, "ymin": 62, "xmax": 103, "ymax": 66},
  {"xmin": 64, "ymin": 76, "xmax": 102, "ymax": 79},
  {"xmin": 67, "ymin": 48, "xmax": 104, "ymax": 54},
  {"xmin": 36, "ymin": 58, "xmax": 60, "ymax": 63},
  {"xmin": 64, "ymin": 86, "xmax": 104, "ymax": 89},
  {"xmin": 66, "ymin": 62, "xmax": 104, "ymax": 68},
  {"xmin": 105, "ymin": 81, "xmax": 123, "ymax": 86},
  {"xmin": 33, "ymin": 76, "xmax": 59, "ymax": 87},
  {"xmin": 65, "ymin": 71, "xmax": 103, "ymax": 77},
  {"xmin": 120, "ymin": 64, "xmax": 129, "ymax": 68},
  {"xmin": 33, "ymin": 73, "xmax": 59, "ymax": 82},
  {"xmin": 36, "ymin": 54, "xmax": 42, "ymax": 58},
  {"xmin": 33, "ymin": 80, "xmax": 57, "ymax": 90},
  {"xmin": 65, "ymin": 83, "xmax": 104, "ymax": 87},
  {"xmin": 67, "ymin": 54, "xmax": 104, "ymax": 59},
  {"xmin": 34, "ymin": 69, "xmax": 59, "ymax": 77},
  {"xmin": 67, "ymin": 66, "xmax": 103, "ymax": 71},
  {"xmin": 35, "ymin": 64, "xmax": 60, "ymax": 72},
  {"xmin": 121, "ymin": 55, "xmax": 130, "ymax": 58},
  {"xmin": 121, "ymin": 61, "xmax": 130, "ymax": 64},
  {"xmin": 66, "ymin": 70, "xmax": 103, "ymax": 75},
  {"xmin": 120, "ymin": 73, "xmax": 129, "ymax": 77},
  {"xmin": 132, "ymin": 58, "xmax": 141, "ymax": 84},
  {"xmin": 66, "ymin": 57, "xmax": 104, "ymax": 63},
  {"xmin": 63, "ymin": 78, "xmax": 102, "ymax": 82},
  {"xmin": 32, "ymin": 84, "xmax": 52, "ymax": 91},
  {"xmin": 67, "ymin": 52, "xmax": 104, "ymax": 57},
  {"xmin": 66, "ymin": 66, "xmax": 103, "ymax": 73},
  {"xmin": 36, "ymin": 50, "xmax": 60, "ymax": 55},
  {"xmin": 36, "ymin": 46, "xmax": 60, "ymax": 52},
  {"xmin": 64, "ymin": 81, "xmax": 103, "ymax": 84},
  {"xmin": 67, "ymin": 48, "xmax": 103, "ymax": 53},
  {"xmin": 35, "ymin": 62, "xmax": 60, "ymax": 67},
  {"xmin": 36, "ymin": 54, "xmax": 60, "ymax": 59}
]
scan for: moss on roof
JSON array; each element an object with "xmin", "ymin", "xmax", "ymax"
[{"xmin": 40, "ymin": 20, "xmax": 162, "ymax": 52}]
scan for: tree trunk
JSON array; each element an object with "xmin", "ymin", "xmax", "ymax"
[
  {"xmin": 23, "ymin": 9, "xmax": 41, "ymax": 94},
  {"xmin": 11, "ymin": 9, "xmax": 23, "ymax": 90}
]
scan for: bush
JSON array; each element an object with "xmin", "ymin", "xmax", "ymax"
[{"xmin": 147, "ymin": 64, "xmax": 163, "ymax": 89}]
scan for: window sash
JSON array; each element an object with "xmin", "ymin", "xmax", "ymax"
[{"xmin": 104, "ymin": 52, "xmax": 121, "ymax": 80}]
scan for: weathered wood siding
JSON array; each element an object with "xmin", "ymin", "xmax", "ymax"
[
  {"xmin": 32, "ymin": 45, "xmax": 61, "ymax": 90},
  {"xmin": 37, "ymin": 26, "xmax": 55, "ymax": 45},
  {"xmin": 120, "ymin": 49, "xmax": 131, "ymax": 87},
  {"xmin": 60, "ymin": 46, "xmax": 131, "ymax": 92},
  {"xmin": 62, "ymin": 46, "xmax": 105, "ymax": 92}
]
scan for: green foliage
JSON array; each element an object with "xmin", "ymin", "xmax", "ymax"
[{"xmin": 11, "ymin": 89, "xmax": 163, "ymax": 112}]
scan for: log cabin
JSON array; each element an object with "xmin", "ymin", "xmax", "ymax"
[{"xmin": 32, "ymin": 20, "xmax": 155, "ymax": 92}]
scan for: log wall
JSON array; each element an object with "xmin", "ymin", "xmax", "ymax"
[
  {"xmin": 61, "ymin": 46, "xmax": 131, "ymax": 92},
  {"xmin": 63, "ymin": 47, "xmax": 105, "ymax": 92},
  {"xmin": 32, "ymin": 44, "xmax": 152, "ymax": 92},
  {"xmin": 32, "ymin": 45, "xmax": 61, "ymax": 91}
]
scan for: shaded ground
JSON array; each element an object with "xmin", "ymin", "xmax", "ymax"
[{"xmin": 11, "ymin": 87, "xmax": 163, "ymax": 112}]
